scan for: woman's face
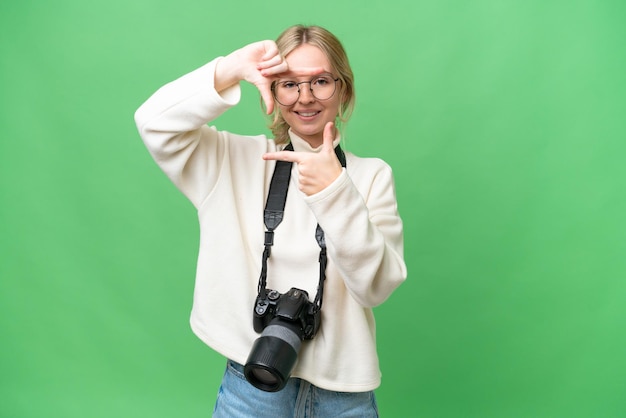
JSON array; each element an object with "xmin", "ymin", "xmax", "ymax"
[{"xmin": 277, "ymin": 43, "xmax": 341, "ymax": 148}]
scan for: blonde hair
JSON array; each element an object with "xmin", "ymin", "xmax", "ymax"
[{"xmin": 268, "ymin": 25, "xmax": 356, "ymax": 145}]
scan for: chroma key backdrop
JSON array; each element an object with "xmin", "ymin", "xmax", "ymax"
[{"xmin": 1, "ymin": 1, "xmax": 625, "ymax": 417}]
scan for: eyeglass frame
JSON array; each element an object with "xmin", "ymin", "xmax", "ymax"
[{"xmin": 271, "ymin": 75, "xmax": 341, "ymax": 106}]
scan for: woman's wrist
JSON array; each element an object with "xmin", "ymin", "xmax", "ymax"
[{"xmin": 214, "ymin": 54, "xmax": 243, "ymax": 93}]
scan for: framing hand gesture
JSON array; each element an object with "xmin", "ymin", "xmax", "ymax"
[
  {"xmin": 263, "ymin": 122, "xmax": 343, "ymax": 196},
  {"xmin": 215, "ymin": 40, "xmax": 327, "ymax": 115}
]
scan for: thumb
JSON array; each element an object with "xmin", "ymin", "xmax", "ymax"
[
  {"xmin": 323, "ymin": 121, "xmax": 336, "ymax": 150},
  {"xmin": 259, "ymin": 84, "xmax": 274, "ymax": 115}
]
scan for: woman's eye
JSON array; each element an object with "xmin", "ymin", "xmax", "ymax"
[
  {"xmin": 313, "ymin": 77, "xmax": 330, "ymax": 86},
  {"xmin": 281, "ymin": 81, "xmax": 297, "ymax": 89}
]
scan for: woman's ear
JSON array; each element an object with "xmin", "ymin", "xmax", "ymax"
[{"xmin": 341, "ymin": 83, "xmax": 352, "ymax": 106}]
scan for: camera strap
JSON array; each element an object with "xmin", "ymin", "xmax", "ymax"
[{"xmin": 258, "ymin": 142, "xmax": 347, "ymax": 312}]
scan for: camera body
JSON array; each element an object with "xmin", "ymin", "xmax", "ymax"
[
  {"xmin": 253, "ymin": 287, "xmax": 320, "ymax": 340},
  {"xmin": 245, "ymin": 287, "xmax": 321, "ymax": 392}
]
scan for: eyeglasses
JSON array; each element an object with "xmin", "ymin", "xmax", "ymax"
[{"xmin": 272, "ymin": 75, "xmax": 340, "ymax": 106}]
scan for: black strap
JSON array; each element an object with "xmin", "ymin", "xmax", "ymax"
[
  {"xmin": 258, "ymin": 142, "xmax": 346, "ymax": 312},
  {"xmin": 264, "ymin": 143, "xmax": 295, "ymax": 231}
]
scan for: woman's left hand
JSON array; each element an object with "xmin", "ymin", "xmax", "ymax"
[{"xmin": 262, "ymin": 122, "xmax": 343, "ymax": 196}]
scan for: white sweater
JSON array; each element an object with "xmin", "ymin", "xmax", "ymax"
[{"xmin": 135, "ymin": 58, "xmax": 407, "ymax": 392}]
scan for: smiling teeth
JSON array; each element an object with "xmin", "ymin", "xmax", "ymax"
[{"xmin": 299, "ymin": 112, "xmax": 317, "ymax": 117}]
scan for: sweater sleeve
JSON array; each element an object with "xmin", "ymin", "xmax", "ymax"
[
  {"xmin": 134, "ymin": 58, "xmax": 241, "ymax": 209},
  {"xmin": 305, "ymin": 157, "xmax": 407, "ymax": 307}
]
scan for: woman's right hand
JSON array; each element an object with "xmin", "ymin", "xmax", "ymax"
[{"xmin": 214, "ymin": 40, "xmax": 288, "ymax": 114}]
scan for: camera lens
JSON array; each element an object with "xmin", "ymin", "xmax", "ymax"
[
  {"xmin": 244, "ymin": 319, "xmax": 303, "ymax": 392},
  {"xmin": 250, "ymin": 368, "xmax": 279, "ymax": 385}
]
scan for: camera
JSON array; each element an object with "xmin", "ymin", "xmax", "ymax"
[{"xmin": 244, "ymin": 287, "xmax": 321, "ymax": 392}]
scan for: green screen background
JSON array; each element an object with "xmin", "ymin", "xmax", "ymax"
[{"xmin": 2, "ymin": 1, "xmax": 625, "ymax": 417}]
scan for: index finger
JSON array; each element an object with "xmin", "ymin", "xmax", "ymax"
[
  {"xmin": 277, "ymin": 66, "xmax": 327, "ymax": 78},
  {"xmin": 262, "ymin": 151, "xmax": 303, "ymax": 163},
  {"xmin": 259, "ymin": 40, "xmax": 279, "ymax": 61}
]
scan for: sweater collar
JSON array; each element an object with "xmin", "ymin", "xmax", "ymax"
[{"xmin": 287, "ymin": 129, "xmax": 342, "ymax": 153}]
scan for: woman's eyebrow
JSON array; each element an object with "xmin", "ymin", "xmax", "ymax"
[{"xmin": 277, "ymin": 74, "xmax": 335, "ymax": 84}]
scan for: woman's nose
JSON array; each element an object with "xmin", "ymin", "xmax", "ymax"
[{"xmin": 298, "ymin": 85, "xmax": 315, "ymax": 103}]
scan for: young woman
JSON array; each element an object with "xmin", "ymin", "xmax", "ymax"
[{"xmin": 135, "ymin": 24, "xmax": 407, "ymax": 418}]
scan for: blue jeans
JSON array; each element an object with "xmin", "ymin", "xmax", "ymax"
[{"xmin": 212, "ymin": 360, "xmax": 379, "ymax": 418}]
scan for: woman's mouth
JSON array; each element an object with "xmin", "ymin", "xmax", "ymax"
[{"xmin": 295, "ymin": 111, "xmax": 321, "ymax": 118}]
